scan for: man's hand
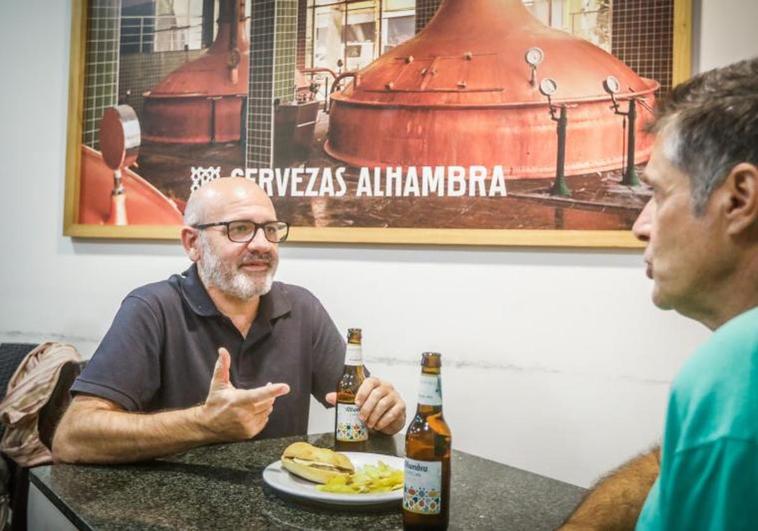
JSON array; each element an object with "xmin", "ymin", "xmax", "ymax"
[
  {"xmin": 326, "ymin": 377, "xmax": 406, "ymax": 435},
  {"xmin": 200, "ymin": 347, "xmax": 290, "ymax": 441}
]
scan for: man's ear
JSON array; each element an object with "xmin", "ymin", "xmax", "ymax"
[
  {"xmin": 723, "ymin": 162, "xmax": 758, "ymax": 237},
  {"xmin": 180, "ymin": 226, "xmax": 201, "ymax": 262}
]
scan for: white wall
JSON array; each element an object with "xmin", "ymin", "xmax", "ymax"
[
  {"xmin": 1, "ymin": 0, "xmax": 755, "ymax": 488},
  {"xmin": 694, "ymin": 0, "xmax": 758, "ymax": 72}
]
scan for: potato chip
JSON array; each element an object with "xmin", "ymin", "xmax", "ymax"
[{"xmin": 317, "ymin": 461, "xmax": 404, "ymax": 494}]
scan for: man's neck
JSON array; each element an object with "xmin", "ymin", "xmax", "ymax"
[
  {"xmin": 697, "ymin": 301, "xmax": 758, "ymax": 331},
  {"xmin": 685, "ymin": 256, "xmax": 758, "ymax": 330}
]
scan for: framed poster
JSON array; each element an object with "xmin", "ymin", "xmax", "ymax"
[{"xmin": 63, "ymin": 0, "xmax": 692, "ymax": 247}]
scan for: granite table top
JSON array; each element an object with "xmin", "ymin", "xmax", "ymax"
[{"xmin": 30, "ymin": 433, "xmax": 585, "ymax": 530}]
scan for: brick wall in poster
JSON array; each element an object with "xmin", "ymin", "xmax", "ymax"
[
  {"xmin": 297, "ymin": 0, "xmax": 307, "ymax": 70},
  {"xmin": 83, "ymin": 0, "xmax": 121, "ymax": 149},
  {"xmin": 246, "ymin": 0, "xmax": 298, "ymax": 168},
  {"xmin": 611, "ymin": 0, "xmax": 674, "ymax": 94},
  {"xmin": 415, "ymin": 0, "xmax": 442, "ymax": 34}
]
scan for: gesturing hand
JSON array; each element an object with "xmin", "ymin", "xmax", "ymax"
[
  {"xmin": 201, "ymin": 347, "xmax": 290, "ymax": 441},
  {"xmin": 326, "ymin": 377, "xmax": 406, "ymax": 435}
]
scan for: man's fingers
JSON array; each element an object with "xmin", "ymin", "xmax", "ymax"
[
  {"xmin": 366, "ymin": 394, "xmax": 395, "ymax": 429},
  {"xmin": 374, "ymin": 402, "xmax": 406, "ymax": 432},
  {"xmin": 358, "ymin": 381, "xmax": 391, "ymax": 421},
  {"xmin": 211, "ymin": 348, "xmax": 232, "ymax": 389},
  {"xmin": 248, "ymin": 397, "xmax": 276, "ymax": 414},
  {"xmin": 202, "ymin": 368, "xmax": 284, "ymax": 441},
  {"xmin": 354, "ymin": 377, "xmax": 381, "ymax": 407},
  {"xmin": 255, "ymin": 403, "xmax": 275, "ymax": 420},
  {"xmin": 324, "ymin": 392, "xmax": 337, "ymax": 405},
  {"xmin": 239, "ymin": 382, "xmax": 290, "ymax": 403}
]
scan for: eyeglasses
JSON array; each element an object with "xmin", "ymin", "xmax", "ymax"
[{"xmin": 192, "ymin": 220, "xmax": 290, "ymax": 243}]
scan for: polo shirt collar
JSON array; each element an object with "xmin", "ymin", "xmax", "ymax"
[
  {"xmin": 180, "ymin": 264, "xmax": 219, "ymax": 317},
  {"xmin": 258, "ymin": 281, "xmax": 292, "ymax": 321},
  {"xmin": 179, "ymin": 264, "xmax": 292, "ymax": 321}
]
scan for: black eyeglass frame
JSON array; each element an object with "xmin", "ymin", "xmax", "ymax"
[{"xmin": 192, "ymin": 220, "xmax": 290, "ymax": 243}]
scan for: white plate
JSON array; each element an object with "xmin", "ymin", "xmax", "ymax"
[{"xmin": 262, "ymin": 452, "xmax": 404, "ymax": 506}]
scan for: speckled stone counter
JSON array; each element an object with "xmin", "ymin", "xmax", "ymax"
[{"xmin": 30, "ymin": 433, "xmax": 584, "ymax": 530}]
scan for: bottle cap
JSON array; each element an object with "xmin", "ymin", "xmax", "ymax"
[
  {"xmin": 421, "ymin": 352, "xmax": 441, "ymax": 367},
  {"xmin": 347, "ymin": 328, "xmax": 362, "ymax": 344}
]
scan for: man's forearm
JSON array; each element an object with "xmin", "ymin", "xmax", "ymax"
[
  {"xmin": 54, "ymin": 362, "xmax": 287, "ymax": 464},
  {"xmin": 561, "ymin": 447, "xmax": 660, "ymax": 530},
  {"xmin": 52, "ymin": 399, "xmax": 218, "ymax": 464}
]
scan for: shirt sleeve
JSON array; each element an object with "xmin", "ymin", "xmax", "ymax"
[
  {"xmin": 70, "ymin": 295, "xmax": 163, "ymax": 411},
  {"xmin": 307, "ymin": 296, "xmax": 346, "ymax": 408},
  {"xmin": 638, "ymin": 437, "xmax": 758, "ymax": 531}
]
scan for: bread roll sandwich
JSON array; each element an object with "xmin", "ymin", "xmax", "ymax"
[{"xmin": 280, "ymin": 442, "xmax": 354, "ymax": 484}]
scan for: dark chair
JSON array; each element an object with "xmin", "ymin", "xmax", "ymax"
[
  {"xmin": 0, "ymin": 344, "xmax": 35, "ymax": 403},
  {"xmin": 0, "ymin": 343, "xmax": 83, "ymax": 531}
]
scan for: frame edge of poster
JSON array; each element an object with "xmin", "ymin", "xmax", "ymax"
[
  {"xmin": 66, "ymin": 224, "xmax": 182, "ymax": 240},
  {"xmin": 672, "ymin": 0, "xmax": 694, "ymax": 85},
  {"xmin": 288, "ymin": 228, "xmax": 643, "ymax": 249},
  {"xmin": 59, "ymin": 0, "xmax": 669, "ymax": 248},
  {"xmin": 63, "ymin": 0, "xmax": 87, "ymax": 238},
  {"xmin": 62, "ymin": 225, "xmax": 642, "ymax": 248}
]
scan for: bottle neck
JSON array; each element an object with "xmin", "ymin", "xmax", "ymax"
[
  {"xmin": 416, "ymin": 372, "xmax": 442, "ymax": 413},
  {"xmin": 344, "ymin": 343, "xmax": 363, "ymax": 366},
  {"xmin": 416, "ymin": 403, "xmax": 443, "ymax": 417}
]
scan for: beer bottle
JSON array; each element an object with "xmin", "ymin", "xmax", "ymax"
[
  {"xmin": 334, "ymin": 328, "xmax": 368, "ymax": 450},
  {"xmin": 403, "ymin": 352, "xmax": 451, "ymax": 530}
]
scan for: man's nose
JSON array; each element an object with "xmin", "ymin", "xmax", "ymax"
[
  {"xmin": 632, "ymin": 199, "xmax": 653, "ymax": 242},
  {"xmin": 247, "ymin": 227, "xmax": 273, "ymax": 251}
]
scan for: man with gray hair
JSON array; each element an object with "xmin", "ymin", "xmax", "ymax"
[
  {"xmin": 53, "ymin": 177, "xmax": 406, "ymax": 463},
  {"xmin": 562, "ymin": 57, "xmax": 758, "ymax": 529}
]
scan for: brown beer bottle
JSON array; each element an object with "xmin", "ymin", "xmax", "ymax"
[
  {"xmin": 334, "ymin": 328, "xmax": 368, "ymax": 451},
  {"xmin": 403, "ymin": 352, "xmax": 451, "ymax": 530}
]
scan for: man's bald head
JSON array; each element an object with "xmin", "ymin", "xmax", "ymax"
[{"xmin": 184, "ymin": 177, "xmax": 275, "ymax": 226}]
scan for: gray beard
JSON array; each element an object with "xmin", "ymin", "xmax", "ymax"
[{"xmin": 197, "ymin": 236, "xmax": 276, "ymax": 300}]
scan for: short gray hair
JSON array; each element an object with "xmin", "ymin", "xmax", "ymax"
[
  {"xmin": 646, "ymin": 57, "xmax": 758, "ymax": 215},
  {"xmin": 183, "ymin": 192, "xmax": 206, "ymax": 226}
]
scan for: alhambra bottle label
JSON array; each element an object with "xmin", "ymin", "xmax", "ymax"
[
  {"xmin": 418, "ymin": 374, "xmax": 442, "ymax": 406},
  {"xmin": 344, "ymin": 344, "xmax": 362, "ymax": 366},
  {"xmin": 403, "ymin": 458, "xmax": 442, "ymax": 515},
  {"xmin": 404, "ymin": 352, "xmax": 451, "ymax": 530},
  {"xmin": 336, "ymin": 403, "xmax": 368, "ymax": 441},
  {"xmin": 335, "ymin": 328, "xmax": 368, "ymax": 445}
]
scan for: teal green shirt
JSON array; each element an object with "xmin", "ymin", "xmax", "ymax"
[{"xmin": 637, "ymin": 306, "xmax": 758, "ymax": 530}]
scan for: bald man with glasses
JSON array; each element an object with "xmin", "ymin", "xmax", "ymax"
[{"xmin": 53, "ymin": 177, "xmax": 406, "ymax": 464}]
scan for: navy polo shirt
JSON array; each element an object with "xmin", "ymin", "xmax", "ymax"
[{"xmin": 71, "ymin": 265, "xmax": 346, "ymax": 439}]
